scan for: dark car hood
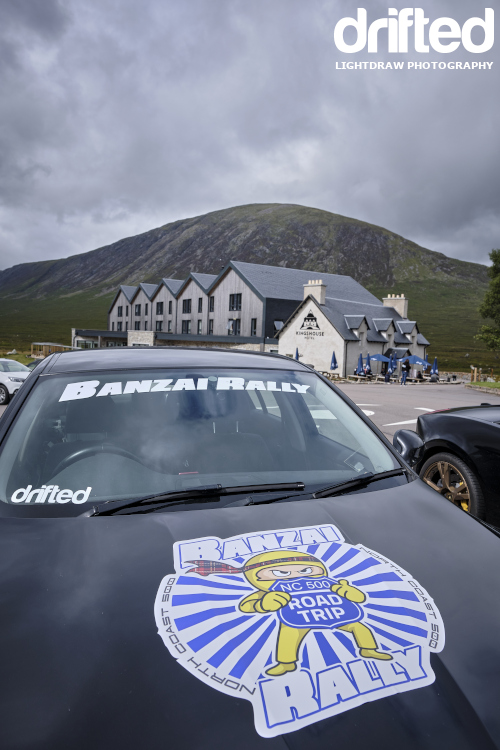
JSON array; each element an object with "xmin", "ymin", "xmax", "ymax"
[
  {"xmin": 1, "ymin": 482, "xmax": 498, "ymax": 750},
  {"xmin": 429, "ymin": 406, "xmax": 500, "ymax": 425}
]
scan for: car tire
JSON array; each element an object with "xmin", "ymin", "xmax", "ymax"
[
  {"xmin": 419, "ymin": 452, "xmax": 485, "ymax": 519},
  {"xmin": 0, "ymin": 384, "xmax": 9, "ymax": 406}
]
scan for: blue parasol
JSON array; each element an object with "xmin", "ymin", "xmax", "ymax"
[
  {"xmin": 330, "ymin": 351, "xmax": 338, "ymax": 371},
  {"xmin": 356, "ymin": 353, "xmax": 364, "ymax": 375}
]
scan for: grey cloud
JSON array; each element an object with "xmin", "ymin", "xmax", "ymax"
[{"xmin": 0, "ymin": 0, "xmax": 498, "ymax": 271}]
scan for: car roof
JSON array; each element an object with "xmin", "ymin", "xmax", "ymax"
[{"xmin": 44, "ymin": 347, "xmax": 311, "ymax": 374}]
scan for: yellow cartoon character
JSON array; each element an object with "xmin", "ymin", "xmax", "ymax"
[{"xmin": 237, "ymin": 550, "xmax": 392, "ymax": 676}]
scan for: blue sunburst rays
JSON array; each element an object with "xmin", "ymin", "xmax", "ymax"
[
  {"xmin": 170, "ymin": 574, "xmax": 278, "ymax": 681},
  {"xmin": 188, "ymin": 610, "xmax": 277, "ymax": 682}
]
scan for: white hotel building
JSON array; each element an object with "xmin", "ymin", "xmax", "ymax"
[{"xmin": 72, "ymin": 260, "xmax": 429, "ymax": 376}]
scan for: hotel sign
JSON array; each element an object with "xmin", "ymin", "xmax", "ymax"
[{"xmin": 297, "ymin": 311, "xmax": 324, "ymax": 337}]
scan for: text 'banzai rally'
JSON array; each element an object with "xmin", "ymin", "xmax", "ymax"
[
  {"xmin": 154, "ymin": 524, "xmax": 445, "ymax": 738},
  {"xmin": 59, "ymin": 378, "xmax": 310, "ymax": 402}
]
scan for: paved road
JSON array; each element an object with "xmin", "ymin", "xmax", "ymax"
[{"xmin": 336, "ymin": 383, "xmax": 497, "ymax": 440}]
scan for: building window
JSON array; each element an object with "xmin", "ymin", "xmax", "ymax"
[
  {"xmin": 229, "ymin": 293, "xmax": 242, "ymax": 311},
  {"xmin": 125, "ymin": 306, "xmax": 128, "ymax": 317},
  {"xmin": 117, "ymin": 322, "xmax": 122, "ymax": 332},
  {"xmin": 167, "ymin": 320, "xmax": 172, "ymax": 332},
  {"xmin": 197, "ymin": 320, "xmax": 202, "ymax": 334},
  {"xmin": 273, "ymin": 320, "xmax": 284, "ymax": 334},
  {"xmin": 125, "ymin": 322, "xmax": 129, "ymax": 331},
  {"xmin": 145, "ymin": 303, "xmax": 148, "ymax": 315},
  {"xmin": 209, "ymin": 296, "xmax": 214, "ymax": 312},
  {"xmin": 144, "ymin": 321, "xmax": 148, "ymax": 330},
  {"xmin": 208, "ymin": 319, "xmax": 213, "ymax": 334},
  {"xmin": 156, "ymin": 320, "xmax": 163, "ymax": 331},
  {"xmin": 135, "ymin": 304, "xmax": 141, "ymax": 316},
  {"xmin": 156, "ymin": 301, "xmax": 164, "ymax": 315},
  {"xmin": 117, "ymin": 306, "xmax": 123, "ymax": 317},
  {"xmin": 182, "ymin": 299, "xmax": 191, "ymax": 314},
  {"xmin": 228, "ymin": 319, "xmax": 241, "ymax": 336},
  {"xmin": 134, "ymin": 321, "xmax": 140, "ymax": 330},
  {"xmin": 168, "ymin": 300, "xmax": 172, "ymax": 315},
  {"xmin": 198, "ymin": 297, "xmax": 203, "ymax": 313},
  {"xmin": 111, "ymin": 322, "xmax": 115, "ymax": 331},
  {"xmin": 251, "ymin": 318, "xmax": 257, "ymax": 336},
  {"xmin": 182, "ymin": 320, "xmax": 191, "ymax": 334}
]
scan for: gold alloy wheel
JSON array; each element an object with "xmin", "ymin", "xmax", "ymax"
[{"xmin": 422, "ymin": 460, "xmax": 470, "ymax": 512}]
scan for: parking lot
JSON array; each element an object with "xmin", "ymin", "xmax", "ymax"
[{"xmin": 336, "ymin": 383, "xmax": 497, "ymax": 439}]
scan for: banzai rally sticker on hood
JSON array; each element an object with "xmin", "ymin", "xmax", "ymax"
[{"xmin": 154, "ymin": 524, "xmax": 445, "ymax": 738}]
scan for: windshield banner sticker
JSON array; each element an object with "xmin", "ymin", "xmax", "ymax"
[
  {"xmin": 154, "ymin": 524, "xmax": 445, "ymax": 738},
  {"xmin": 59, "ymin": 378, "xmax": 310, "ymax": 402}
]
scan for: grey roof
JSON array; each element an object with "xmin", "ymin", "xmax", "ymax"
[
  {"xmin": 229, "ymin": 261, "xmax": 382, "ymax": 305},
  {"xmin": 139, "ymin": 283, "xmax": 159, "ymax": 299},
  {"xmin": 282, "ymin": 293, "xmax": 413, "ymax": 346},
  {"xmin": 191, "ymin": 272, "xmax": 217, "ymax": 292},
  {"xmin": 394, "ymin": 332, "xmax": 411, "ymax": 345},
  {"xmin": 366, "ymin": 330, "xmax": 387, "ymax": 344},
  {"xmin": 344, "ymin": 315, "xmax": 365, "ymax": 330},
  {"xmin": 396, "ymin": 320, "xmax": 417, "ymax": 334},
  {"xmin": 119, "ymin": 285, "xmax": 138, "ymax": 303},
  {"xmin": 417, "ymin": 333, "xmax": 430, "ymax": 346},
  {"xmin": 384, "ymin": 347, "xmax": 411, "ymax": 358},
  {"xmin": 372, "ymin": 318, "xmax": 393, "ymax": 332},
  {"xmin": 161, "ymin": 278, "xmax": 185, "ymax": 295}
]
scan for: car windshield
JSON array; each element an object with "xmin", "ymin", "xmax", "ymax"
[
  {"xmin": 0, "ymin": 368, "xmax": 397, "ymax": 512},
  {"xmin": 0, "ymin": 360, "xmax": 29, "ymax": 372}
]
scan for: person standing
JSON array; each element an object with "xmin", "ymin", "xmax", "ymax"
[{"xmin": 401, "ymin": 358, "xmax": 410, "ymax": 386}]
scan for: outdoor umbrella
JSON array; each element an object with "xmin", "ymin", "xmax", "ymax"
[
  {"xmin": 406, "ymin": 355, "xmax": 428, "ymax": 367},
  {"xmin": 365, "ymin": 352, "xmax": 372, "ymax": 372},
  {"xmin": 295, "ymin": 348, "xmax": 299, "ymax": 361},
  {"xmin": 356, "ymin": 353, "xmax": 364, "ymax": 375},
  {"xmin": 330, "ymin": 351, "xmax": 338, "ymax": 371},
  {"xmin": 430, "ymin": 357, "xmax": 438, "ymax": 375},
  {"xmin": 369, "ymin": 354, "xmax": 390, "ymax": 362}
]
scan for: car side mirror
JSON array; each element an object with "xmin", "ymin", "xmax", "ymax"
[{"xmin": 393, "ymin": 429, "xmax": 424, "ymax": 467}]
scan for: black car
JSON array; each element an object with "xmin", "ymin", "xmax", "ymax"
[
  {"xmin": 0, "ymin": 347, "xmax": 498, "ymax": 749},
  {"xmin": 407, "ymin": 404, "xmax": 500, "ymax": 526}
]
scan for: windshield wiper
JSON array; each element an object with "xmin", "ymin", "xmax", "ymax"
[
  {"xmin": 312, "ymin": 468, "xmax": 408, "ymax": 499},
  {"xmin": 83, "ymin": 482, "xmax": 305, "ymax": 516},
  {"xmin": 236, "ymin": 469, "xmax": 408, "ymax": 507}
]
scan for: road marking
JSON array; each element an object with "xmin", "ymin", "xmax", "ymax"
[
  {"xmin": 415, "ymin": 408, "xmax": 434, "ymax": 412},
  {"xmin": 383, "ymin": 418, "xmax": 418, "ymax": 426},
  {"xmin": 361, "ymin": 410, "xmax": 375, "ymax": 416},
  {"xmin": 356, "ymin": 404, "xmax": 380, "ymax": 406}
]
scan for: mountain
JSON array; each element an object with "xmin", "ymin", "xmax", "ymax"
[
  {"xmin": 0, "ymin": 203, "xmax": 492, "ymax": 370},
  {"xmin": 0, "ymin": 203, "xmax": 487, "ymax": 296}
]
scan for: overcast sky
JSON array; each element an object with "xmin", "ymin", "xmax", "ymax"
[{"xmin": 0, "ymin": 0, "xmax": 498, "ymax": 270}]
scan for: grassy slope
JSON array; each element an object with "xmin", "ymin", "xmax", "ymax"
[
  {"xmin": 0, "ymin": 291, "xmax": 113, "ymax": 353},
  {"xmin": 368, "ymin": 279, "xmax": 496, "ymax": 372}
]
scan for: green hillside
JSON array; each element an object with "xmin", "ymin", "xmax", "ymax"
[{"xmin": 0, "ymin": 203, "xmax": 493, "ymax": 372}]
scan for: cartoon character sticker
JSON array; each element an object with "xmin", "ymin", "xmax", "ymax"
[{"xmin": 154, "ymin": 524, "xmax": 445, "ymax": 737}]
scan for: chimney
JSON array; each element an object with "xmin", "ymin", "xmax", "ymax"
[
  {"xmin": 383, "ymin": 293, "xmax": 409, "ymax": 319},
  {"xmin": 303, "ymin": 279, "xmax": 326, "ymax": 305}
]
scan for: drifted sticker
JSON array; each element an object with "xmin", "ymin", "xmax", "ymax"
[
  {"xmin": 11, "ymin": 485, "xmax": 92, "ymax": 504},
  {"xmin": 154, "ymin": 524, "xmax": 445, "ymax": 738}
]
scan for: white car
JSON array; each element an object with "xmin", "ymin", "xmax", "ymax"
[{"xmin": 0, "ymin": 359, "xmax": 30, "ymax": 405}]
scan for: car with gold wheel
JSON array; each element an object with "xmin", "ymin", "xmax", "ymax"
[{"xmin": 395, "ymin": 404, "xmax": 500, "ymax": 526}]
